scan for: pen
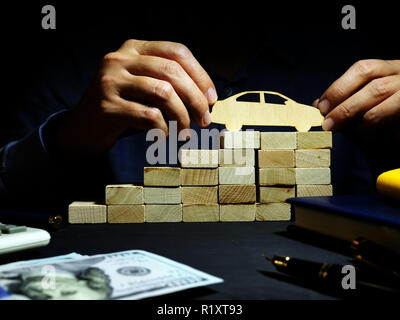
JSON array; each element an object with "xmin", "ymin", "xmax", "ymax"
[
  {"xmin": 263, "ymin": 254, "xmax": 400, "ymax": 295},
  {"xmin": 264, "ymin": 255, "xmax": 344, "ymax": 287},
  {"xmin": 350, "ymin": 238, "xmax": 400, "ymax": 280}
]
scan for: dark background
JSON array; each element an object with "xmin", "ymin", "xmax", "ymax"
[
  {"xmin": 0, "ymin": 1, "xmax": 398, "ymax": 201},
  {"xmin": 2, "ymin": 1, "xmax": 397, "ymax": 94},
  {"xmin": 0, "ymin": 1, "xmax": 399, "ymax": 302}
]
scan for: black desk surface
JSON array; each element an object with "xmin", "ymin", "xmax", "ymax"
[{"xmin": 1, "ymin": 221, "xmax": 353, "ymax": 300}]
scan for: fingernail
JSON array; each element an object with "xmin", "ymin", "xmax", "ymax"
[
  {"xmin": 322, "ymin": 117, "xmax": 334, "ymax": 131},
  {"xmin": 317, "ymin": 99, "xmax": 330, "ymax": 114},
  {"xmin": 202, "ymin": 110, "xmax": 211, "ymax": 126},
  {"xmin": 206, "ymin": 87, "xmax": 218, "ymax": 104}
]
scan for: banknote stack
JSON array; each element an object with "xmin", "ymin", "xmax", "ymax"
[{"xmin": 0, "ymin": 250, "xmax": 223, "ymax": 300}]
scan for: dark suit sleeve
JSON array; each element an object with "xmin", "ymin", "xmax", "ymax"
[{"xmin": 0, "ymin": 47, "xmax": 111, "ymax": 206}]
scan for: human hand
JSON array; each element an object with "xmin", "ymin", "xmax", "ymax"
[
  {"xmin": 314, "ymin": 59, "xmax": 400, "ymax": 132},
  {"xmin": 55, "ymin": 40, "xmax": 217, "ymax": 154}
]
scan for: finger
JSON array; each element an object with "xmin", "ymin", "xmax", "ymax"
[
  {"xmin": 322, "ymin": 75, "xmax": 400, "ymax": 131},
  {"xmin": 121, "ymin": 40, "xmax": 218, "ymax": 105},
  {"xmin": 312, "ymin": 98, "xmax": 320, "ymax": 107},
  {"xmin": 117, "ymin": 97, "xmax": 169, "ymax": 135},
  {"xmin": 362, "ymin": 90, "xmax": 400, "ymax": 127},
  {"xmin": 123, "ymin": 54, "xmax": 211, "ymax": 127},
  {"xmin": 317, "ymin": 59, "xmax": 400, "ymax": 114},
  {"xmin": 119, "ymin": 74, "xmax": 191, "ymax": 132}
]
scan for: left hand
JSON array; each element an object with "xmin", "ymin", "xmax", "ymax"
[{"xmin": 313, "ymin": 59, "xmax": 400, "ymax": 132}]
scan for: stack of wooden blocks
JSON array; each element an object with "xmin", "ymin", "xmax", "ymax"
[
  {"xmin": 68, "ymin": 130, "xmax": 332, "ymax": 224},
  {"xmin": 257, "ymin": 131, "xmax": 332, "ymax": 221}
]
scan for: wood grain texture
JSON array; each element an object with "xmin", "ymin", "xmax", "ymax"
[
  {"xmin": 221, "ymin": 131, "xmax": 260, "ymax": 149},
  {"xmin": 180, "ymin": 168, "xmax": 218, "ymax": 186},
  {"xmin": 297, "ymin": 131, "xmax": 332, "ymax": 149},
  {"xmin": 256, "ymin": 203, "xmax": 291, "ymax": 221},
  {"xmin": 295, "ymin": 168, "xmax": 331, "ymax": 185},
  {"xmin": 258, "ymin": 150, "xmax": 295, "ymax": 168},
  {"xmin": 145, "ymin": 204, "xmax": 182, "ymax": 222},
  {"xmin": 68, "ymin": 201, "xmax": 107, "ymax": 224},
  {"xmin": 296, "ymin": 184, "xmax": 333, "ymax": 197},
  {"xmin": 105, "ymin": 184, "xmax": 144, "ymax": 205},
  {"xmin": 179, "ymin": 149, "xmax": 218, "ymax": 168},
  {"xmin": 182, "ymin": 204, "xmax": 219, "ymax": 222},
  {"xmin": 259, "ymin": 187, "xmax": 295, "ymax": 203},
  {"xmin": 219, "ymin": 204, "xmax": 256, "ymax": 222},
  {"xmin": 107, "ymin": 205, "xmax": 145, "ymax": 223},
  {"xmin": 258, "ymin": 168, "xmax": 296, "ymax": 186},
  {"xmin": 219, "ymin": 184, "xmax": 256, "ymax": 204},
  {"xmin": 144, "ymin": 187, "xmax": 181, "ymax": 204},
  {"xmin": 210, "ymin": 91, "xmax": 324, "ymax": 132},
  {"xmin": 295, "ymin": 149, "xmax": 330, "ymax": 168},
  {"xmin": 181, "ymin": 186, "xmax": 218, "ymax": 204},
  {"xmin": 219, "ymin": 167, "xmax": 255, "ymax": 185},
  {"xmin": 261, "ymin": 132, "xmax": 297, "ymax": 150},
  {"xmin": 219, "ymin": 149, "xmax": 255, "ymax": 167},
  {"xmin": 143, "ymin": 167, "xmax": 181, "ymax": 186}
]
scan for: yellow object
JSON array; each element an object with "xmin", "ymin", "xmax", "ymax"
[
  {"xmin": 210, "ymin": 91, "xmax": 324, "ymax": 131},
  {"xmin": 376, "ymin": 169, "xmax": 400, "ymax": 201}
]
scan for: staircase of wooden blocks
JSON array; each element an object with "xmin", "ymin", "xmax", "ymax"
[{"xmin": 68, "ymin": 131, "xmax": 332, "ymax": 224}]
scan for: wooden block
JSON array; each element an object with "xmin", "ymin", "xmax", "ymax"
[
  {"xmin": 221, "ymin": 131, "xmax": 260, "ymax": 149},
  {"xmin": 219, "ymin": 167, "xmax": 255, "ymax": 185},
  {"xmin": 219, "ymin": 149, "xmax": 255, "ymax": 167},
  {"xmin": 183, "ymin": 204, "xmax": 219, "ymax": 222},
  {"xmin": 259, "ymin": 168, "xmax": 296, "ymax": 186},
  {"xmin": 179, "ymin": 149, "xmax": 218, "ymax": 168},
  {"xmin": 107, "ymin": 205, "xmax": 145, "ymax": 223},
  {"xmin": 296, "ymin": 184, "xmax": 333, "ymax": 197},
  {"xmin": 256, "ymin": 203, "xmax": 291, "ymax": 221},
  {"xmin": 296, "ymin": 168, "xmax": 331, "ymax": 185},
  {"xmin": 297, "ymin": 131, "xmax": 332, "ymax": 149},
  {"xmin": 105, "ymin": 184, "xmax": 143, "ymax": 205},
  {"xmin": 143, "ymin": 167, "xmax": 180, "ymax": 186},
  {"xmin": 295, "ymin": 149, "xmax": 330, "ymax": 168},
  {"xmin": 219, "ymin": 185, "xmax": 256, "ymax": 203},
  {"xmin": 145, "ymin": 204, "xmax": 182, "ymax": 222},
  {"xmin": 68, "ymin": 201, "xmax": 107, "ymax": 224},
  {"xmin": 259, "ymin": 187, "xmax": 295, "ymax": 203},
  {"xmin": 258, "ymin": 150, "xmax": 295, "ymax": 168},
  {"xmin": 144, "ymin": 187, "xmax": 181, "ymax": 204},
  {"xmin": 180, "ymin": 168, "xmax": 218, "ymax": 186},
  {"xmin": 220, "ymin": 204, "xmax": 256, "ymax": 222},
  {"xmin": 182, "ymin": 186, "xmax": 218, "ymax": 204},
  {"xmin": 261, "ymin": 132, "xmax": 297, "ymax": 150}
]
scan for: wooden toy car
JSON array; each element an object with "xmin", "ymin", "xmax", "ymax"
[{"xmin": 210, "ymin": 91, "xmax": 324, "ymax": 131}]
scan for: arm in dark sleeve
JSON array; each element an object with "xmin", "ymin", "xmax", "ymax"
[
  {"xmin": 0, "ymin": 47, "xmax": 111, "ymax": 206},
  {"xmin": 0, "ymin": 111, "xmax": 66, "ymax": 201}
]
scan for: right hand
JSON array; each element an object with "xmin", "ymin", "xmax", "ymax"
[{"xmin": 55, "ymin": 39, "xmax": 217, "ymax": 154}]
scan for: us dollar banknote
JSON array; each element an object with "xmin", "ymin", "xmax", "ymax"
[{"xmin": 0, "ymin": 250, "xmax": 223, "ymax": 300}]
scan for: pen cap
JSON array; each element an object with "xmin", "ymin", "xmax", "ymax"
[
  {"xmin": 272, "ymin": 255, "xmax": 347, "ymax": 288},
  {"xmin": 351, "ymin": 238, "xmax": 400, "ymax": 271}
]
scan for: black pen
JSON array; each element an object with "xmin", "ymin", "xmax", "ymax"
[
  {"xmin": 264, "ymin": 255, "xmax": 345, "ymax": 287},
  {"xmin": 350, "ymin": 238, "xmax": 400, "ymax": 281},
  {"xmin": 263, "ymin": 254, "xmax": 399, "ymax": 295}
]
